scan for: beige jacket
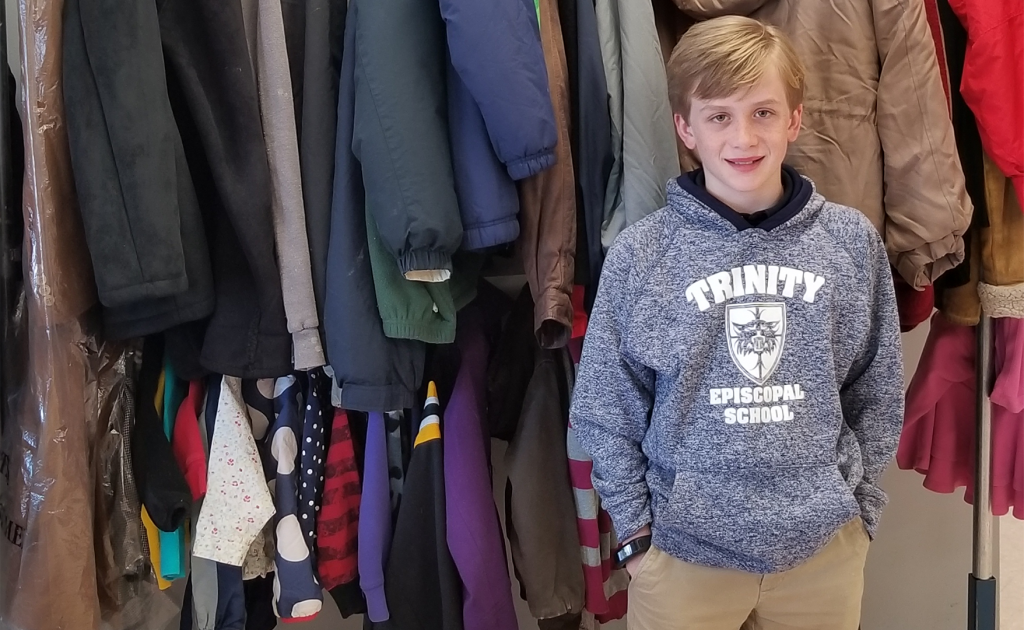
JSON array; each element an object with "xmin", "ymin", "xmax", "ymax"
[{"xmin": 666, "ymin": 0, "xmax": 972, "ymax": 289}]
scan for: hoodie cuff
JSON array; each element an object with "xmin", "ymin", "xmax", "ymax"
[
  {"xmin": 506, "ymin": 147, "xmax": 557, "ymax": 180},
  {"xmin": 292, "ymin": 328, "xmax": 327, "ymax": 370},
  {"xmin": 363, "ymin": 584, "xmax": 390, "ymax": 623},
  {"xmin": 611, "ymin": 502, "xmax": 653, "ymax": 545},
  {"xmin": 398, "ymin": 249, "xmax": 452, "ymax": 282},
  {"xmin": 854, "ymin": 481, "xmax": 888, "ymax": 540}
]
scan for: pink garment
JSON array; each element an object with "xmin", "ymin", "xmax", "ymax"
[
  {"xmin": 566, "ymin": 335, "xmax": 629, "ymax": 623},
  {"xmin": 898, "ymin": 312, "xmax": 1024, "ymax": 518}
]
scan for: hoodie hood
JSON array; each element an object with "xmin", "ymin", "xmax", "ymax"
[
  {"xmin": 665, "ymin": 169, "xmax": 824, "ymax": 237},
  {"xmin": 672, "ymin": 0, "xmax": 772, "ymax": 19}
]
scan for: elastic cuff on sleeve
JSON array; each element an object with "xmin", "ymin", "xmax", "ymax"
[
  {"xmin": 398, "ymin": 249, "xmax": 452, "ymax": 282},
  {"xmin": 292, "ymin": 328, "xmax": 327, "ymax": 370},
  {"xmin": 506, "ymin": 148, "xmax": 557, "ymax": 180}
]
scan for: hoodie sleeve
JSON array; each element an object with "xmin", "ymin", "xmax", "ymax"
[
  {"xmin": 873, "ymin": 0, "xmax": 972, "ymax": 289},
  {"xmin": 569, "ymin": 240, "xmax": 655, "ymax": 542},
  {"xmin": 439, "ymin": 0, "xmax": 557, "ymax": 180},
  {"xmin": 840, "ymin": 229, "xmax": 905, "ymax": 539}
]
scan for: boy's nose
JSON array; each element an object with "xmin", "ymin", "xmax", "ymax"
[{"xmin": 733, "ymin": 120, "xmax": 757, "ymax": 148}]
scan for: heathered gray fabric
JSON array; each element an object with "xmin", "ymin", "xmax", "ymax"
[
  {"xmin": 243, "ymin": 0, "xmax": 326, "ymax": 370},
  {"xmin": 570, "ymin": 176, "xmax": 904, "ymax": 574}
]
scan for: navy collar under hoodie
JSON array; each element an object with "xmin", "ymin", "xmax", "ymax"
[
  {"xmin": 570, "ymin": 170, "xmax": 904, "ymax": 574},
  {"xmin": 677, "ymin": 164, "xmax": 812, "ymax": 232}
]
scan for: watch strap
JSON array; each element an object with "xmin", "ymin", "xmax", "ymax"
[{"xmin": 615, "ymin": 535, "xmax": 652, "ymax": 568}]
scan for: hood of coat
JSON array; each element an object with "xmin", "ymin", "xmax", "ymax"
[{"xmin": 672, "ymin": 0, "xmax": 772, "ymax": 20}]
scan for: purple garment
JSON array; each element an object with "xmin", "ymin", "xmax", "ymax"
[
  {"xmin": 359, "ymin": 412, "xmax": 392, "ymax": 622},
  {"xmin": 445, "ymin": 307, "xmax": 519, "ymax": 630}
]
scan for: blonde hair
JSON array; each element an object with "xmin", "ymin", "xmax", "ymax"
[{"xmin": 667, "ymin": 16, "xmax": 805, "ymax": 120}]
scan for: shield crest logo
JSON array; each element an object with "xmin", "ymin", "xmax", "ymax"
[{"xmin": 726, "ymin": 302, "xmax": 787, "ymax": 385}]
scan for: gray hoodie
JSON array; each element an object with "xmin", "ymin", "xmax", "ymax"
[{"xmin": 570, "ymin": 175, "xmax": 904, "ymax": 574}]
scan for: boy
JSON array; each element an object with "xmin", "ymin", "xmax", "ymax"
[{"xmin": 570, "ymin": 16, "xmax": 904, "ymax": 630}]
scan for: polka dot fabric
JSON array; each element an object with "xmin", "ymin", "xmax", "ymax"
[
  {"xmin": 265, "ymin": 374, "xmax": 323, "ymax": 621},
  {"xmin": 297, "ymin": 369, "xmax": 331, "ymax": 557}
]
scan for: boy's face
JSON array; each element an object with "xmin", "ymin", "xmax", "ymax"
[{"xmin": 675, "ymin": 68, "xmax": 803, "ymax": 213}]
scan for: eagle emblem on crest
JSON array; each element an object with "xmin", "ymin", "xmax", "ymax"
[{"xmin": 726, "ymin": 303, "xmax": 787, "ymax": 385}]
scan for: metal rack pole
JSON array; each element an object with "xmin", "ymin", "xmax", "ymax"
[{"xmin": 968, "ymin": 313, "xmax": 997, "ymax": 630}]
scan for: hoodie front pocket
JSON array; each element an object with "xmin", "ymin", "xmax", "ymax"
[{"xmin": 662, "ymin": 463, "xmax": 861, "ymax": 571}]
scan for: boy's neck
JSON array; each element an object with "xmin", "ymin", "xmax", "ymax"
[{"xmin": 704, "ymin": 170, "xmax": 786, "ymax": 215}]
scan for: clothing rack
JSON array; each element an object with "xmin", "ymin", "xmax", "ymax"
[{"xmin": 969, "ymin": 314, "xmax": 997, "ymax": 630}]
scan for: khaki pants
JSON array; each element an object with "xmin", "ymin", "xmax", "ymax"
[{"xmin": 627, "ymin": 519, "xmax": 869, "ymax": 630}]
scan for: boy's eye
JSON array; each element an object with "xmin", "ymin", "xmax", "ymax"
[
  {"xmin": 754, "ymin": 110, "xmax": 773, "ymax": 118},
  {"xmin": 710, "ymin": 114, "xmax": 729, "ymax": 123}
]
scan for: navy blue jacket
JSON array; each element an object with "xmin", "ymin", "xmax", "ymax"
[
  {"xmin": 325, "ymin": 0, "xmax": 425, "ymax": 412},
  {"xmin": 442, "ymin": 0, "xmax": 558, "ymax": 250}
]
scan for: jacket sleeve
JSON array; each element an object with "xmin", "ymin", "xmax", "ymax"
[
  {"xmin": 439, "ymin": 0, "xmax": 557, "ymax": 180},
  {"xmin": 840, "ymin": 230, "xmax": 905, "ymax": 539},
  {"xmin": 63, "ymin": 0, "xmax": 187, "ymax": 308},
  {"xmin": 569, "ymin": 240, "xmax": 655, "ymax": 542},
  {"xmin": 518, "ymin": 0, "xmax": 577, "ymax": 350},
  {"xmin": 358, "ymin": 412, "xmax": 392, "ymax": 622},
  {"xmin": 325, "ymin": 1, "xmax": 426, "ymax": 413},
  {"xmin": 253, "ymin": 0, "xmax": 325, "ymax": 370},
  {"xmin": 159, "ymin": 0, "xmax": 292, "ymax": 377},
  {"xmin": 351, "ymin": 0, "xmax": 463, "ymax": 279},
  {"xmin": 873, "ymin": 0, "xmax": 972, "ymax": 289}
]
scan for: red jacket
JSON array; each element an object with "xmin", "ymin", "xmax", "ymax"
[{"xmin": 948, "ymin": 0, "xmax": 1024, "ymax": 210}]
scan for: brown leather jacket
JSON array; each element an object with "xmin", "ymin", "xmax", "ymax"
[
  {"xmin": 662, "ymin": 0, "xmax": 973, "ymax": 289},
  {"xmin": 519, "ymin": 0, "xmax": 577, "ymax": 350}
]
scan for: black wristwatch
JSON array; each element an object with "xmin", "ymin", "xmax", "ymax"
[{"xmin": 615, "ymin": 535, "xmax": 652, "ymax": 568}]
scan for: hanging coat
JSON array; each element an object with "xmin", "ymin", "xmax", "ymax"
[
  {"xmin": 595, "ymin": 0, "xmax": 681, "ymax": 251},
  {"xmin": 946, "ymin": 0, "xmax": 1023, "ymax": 211},
  {"xmin": 323, "ymin": 0, "xmax": 425, "ymax": 412},
  {"xmin": 444, "ymin": 297, "xmax": 520, "ymax": 630},
  {"xmin": 518, "ymin": 0, "xmax": 579, "ymax": 350},
  {"xmin": 441, "ymin": 0, "xmax": 559, "ymax": 250},
  {"xmin": 62, "ymin": 0, "xmax": 215, "ymax": 339},
  {"xmin": 487, "ymin": 289, "xmax": 585, "ymax": 621},
  {"xmin": 373, "ymin": 383, "xmax": 464, "ymax": 630},
  {"xmin": 158, "ymin": 0, "xmax": 292, "ymax": 378}
]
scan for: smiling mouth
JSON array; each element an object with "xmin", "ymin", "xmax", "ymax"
[{"xmin": 725, "ymin": 157, "xmax": 765, "ymax": 167}]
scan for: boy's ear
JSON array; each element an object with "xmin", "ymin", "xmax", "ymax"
[
  {"xmin": 674, "ymin": 113, "xmax": 697, "ymax": 151},
  {"xmin": 787, "ymin": 104, "xmax": 803, "ymax": 142}
]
